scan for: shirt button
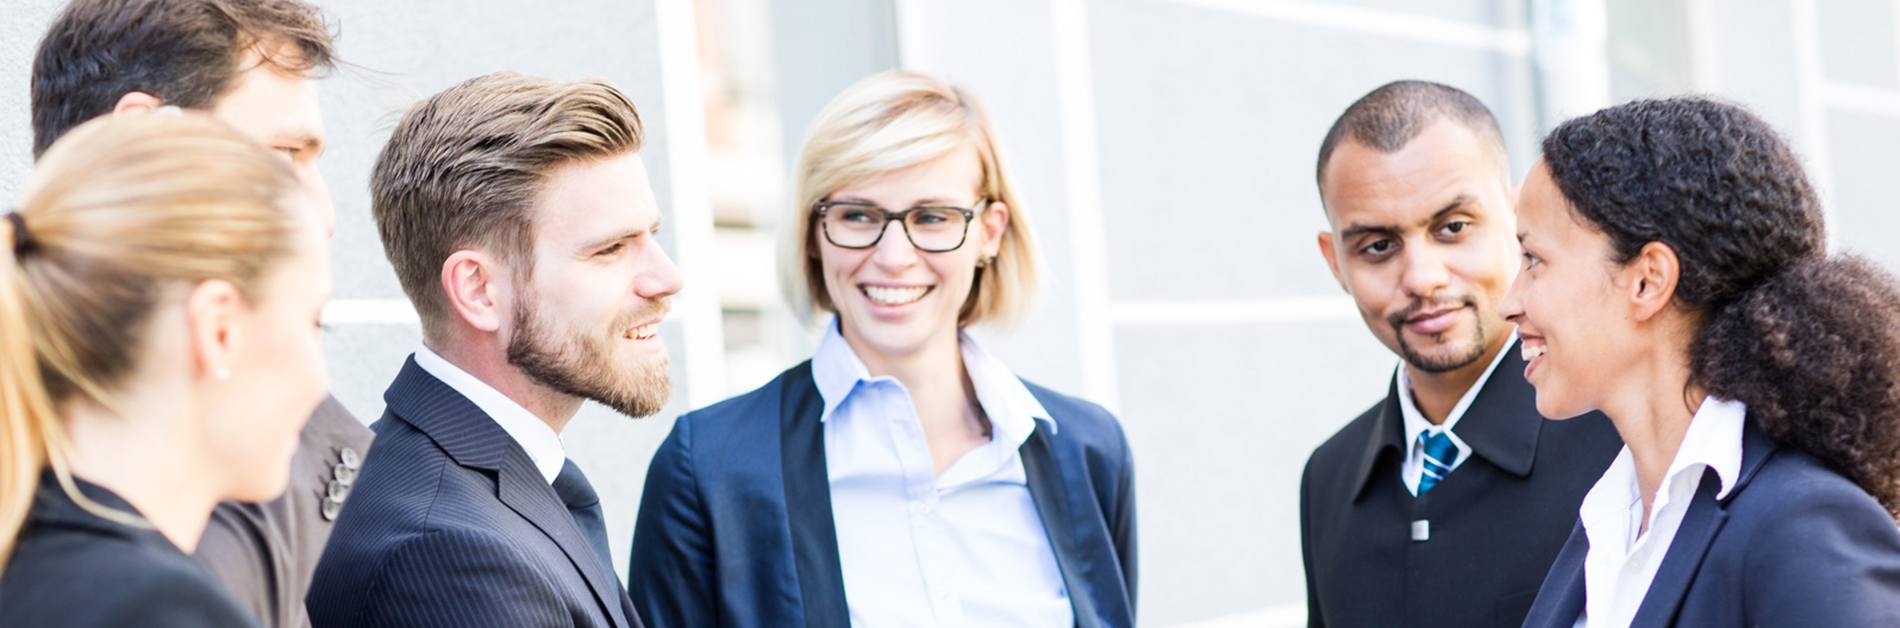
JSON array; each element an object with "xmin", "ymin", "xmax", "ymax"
[{"xmin": 916, "ymin": 503, "xmax": 932, "ymax": 515}]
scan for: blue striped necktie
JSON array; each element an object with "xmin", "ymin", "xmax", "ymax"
[{"xmin": 1417, "ymin": 431, "xmax": 1456, "ymax": 494}]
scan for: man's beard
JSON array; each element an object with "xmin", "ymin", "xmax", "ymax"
[
  {"xmin": 506, "ymin": 293, "xmax": 672, "ymax": 418},
  {"xmin": 1386, "ymin": 296, "xmax": 1491, "ymax": 374}
]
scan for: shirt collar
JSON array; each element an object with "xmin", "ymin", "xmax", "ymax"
[
  {"xmin": 1579, "ymin": 396, "xmax": 1747, "ymax": 525},
  {"xmin": 811, "ymin": 318, "xmax": 1055, "ymax": 445},
  {"xmin": 1396, "ymin": 337, "xmax": 1513, "ymax": 458},
  {"xmin": 413, "ymin": 343, "xmax": 566, "ymax": 484},
  {"xmin": 1669, "ymin": 396, "xmax": 1747, "ymax": 500}
]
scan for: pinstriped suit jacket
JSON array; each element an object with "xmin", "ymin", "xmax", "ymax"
[{"xmin": 307, "ymin": 356, "xmax": 643, "ymax": 628}]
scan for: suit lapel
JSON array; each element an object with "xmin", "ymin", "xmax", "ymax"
[
  {"xmin": 496, "ymin": 447, "xmax": 636, "ymax": 628},
  {"xmin": 1626, "ymin": 468, "xmax": 1729, "ymax": 627},
  {"xmin": 387, "ymin": 356, "xmax": 636, "ymax": 628},
  {"xmin": 1454, "ymin": 340, "xmax": 1543, "ymax": 477},
  {"xmin": 1022, "ymin": 424, "xmax": 1107, "ymax": 628},
  {"xmin": 1628, "ymin": 424, "xmax": 1779, "ymax": 627},
  {"xmin": 1348, "ymin": 376, "xmax": 1406, "ymax": 501},
  {"xmin": 780, "ymin": 362, "xmax": 850, "ymax": 628},
  {"xmin": 1523, "ymin": 523, "xmax": 1590, "ymax": 628}
]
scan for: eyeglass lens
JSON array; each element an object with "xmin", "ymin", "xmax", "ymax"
[{"xmin": 822, "ymin": 204, "xmax": 971, "ymax": 252}]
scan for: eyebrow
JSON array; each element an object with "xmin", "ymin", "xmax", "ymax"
[
  {"xmin": 1338, "ymin": 193, "xmax": 1478, "ymax": 241},
  {"xmin": 826, "ymin": 195, "xmax": 973, "ymax": 208},
  {"xmin": 268, "ymin": 128, "xmax": 325, "ymax": 156},
  {"xmin": 580, "ymin": 217, "xmax": 662, "ymax": 251}
]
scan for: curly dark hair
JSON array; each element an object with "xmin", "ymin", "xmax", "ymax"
[{"xmin": 1542, "ymin": 97, "xmax": 1900, "ymax": 517}]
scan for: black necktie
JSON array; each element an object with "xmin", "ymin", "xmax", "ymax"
[{"xmin": 552, "ymin": 459, "xmax": 615, "ymax": 575}]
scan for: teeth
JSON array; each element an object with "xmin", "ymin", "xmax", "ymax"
[
  {"xmin": 1522, "ymin": 343, "xmax": 1547, "ymax": 362},
  {"xmin": 627, "ymin": 323, "xmax": 658, "ymax": 340},
  {"xmin": 863, "ymin": 285, "xmax": 929, "ymax": 306}
]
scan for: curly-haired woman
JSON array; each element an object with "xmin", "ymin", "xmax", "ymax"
[{"xmin": 1510, "ymin": 98, "xmax": 1900, "ymax": 627}]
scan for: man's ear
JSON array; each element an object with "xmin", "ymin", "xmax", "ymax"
[
  {"xmin": 1628, "ymin": 241, "xmax": 1681, "ymax": 322},
  {"xmin": 1317, "ymin": 230, "xmax": 1349, "ymax": 294},
  {"xmin": 441, "ymin": 250, "xmax": 507, "ymax": 334},
  {"xmin": 111, "ymin": 92, "xmax": 164, "ymax": 115},
  {"xmin": 185, "ymin": 278, "xmax": 244, "ymax": 382}
]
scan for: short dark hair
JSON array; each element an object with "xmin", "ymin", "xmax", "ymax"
[
  {"xmin": 1543, "ymin": 97, "xmax": 1900, "ymax": 518},
  {"xmin": 371, "ymin": 72, "xmax": 646, "ymax": 341},
  {"xmin": 1315, "ymin": 80, "xmax": 1508, "ymax": 193},
  {"xmin": 30, "ymin": 0, "xmax": 337, "ymax": 157}
]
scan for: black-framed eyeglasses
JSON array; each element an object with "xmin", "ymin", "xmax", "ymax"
[{"xmin": 814, "ymin": 199, "xmax": 989, "ymax": 253}]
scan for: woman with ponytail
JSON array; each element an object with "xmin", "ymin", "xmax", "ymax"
[
  {"xmin": 1511, "ymin": 97, "xmax": 1900, "ymax": 627},
  {"xmin": 0, "ymin": 112, "xmax": 330, "ymax": 626}
]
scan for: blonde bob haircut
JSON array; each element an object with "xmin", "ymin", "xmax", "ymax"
[{"xmin": 781, "ymin": 70, "xmax": 1041, "ymax": 329}]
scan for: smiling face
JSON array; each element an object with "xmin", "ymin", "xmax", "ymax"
[
  {"xmin": 1318, "ymin": 119, "xmax": 1520, "ymax": 374},
  {"xmin": 210, "ymin": 48, "xmax": 333, "ymax": 237},
  {"xmin": 1499, "ymin": 161, "xmax": 1644, "ymax": 419},
  {"xmin": 504, "ymin": 152, "xmax": 682, "ymax": 418},
  {"xmin": 206, "ymin": 206, "xmax": 331, "ymax": 502},
  {"xmin": 818, "ymin": 144, "xmax": 1008, "ymax": 360}
]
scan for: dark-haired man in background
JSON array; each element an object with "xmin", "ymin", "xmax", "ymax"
[
  {"xmin": 1299, "ymin": 80, "xmax": 1622, "ymax": 627},
  {"xmin": 29, "ymin": 2, "xmax": 371, "ymax": 627}
]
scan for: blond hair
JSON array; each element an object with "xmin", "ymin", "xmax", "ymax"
[
  {"xmin": 781, "ymin": 71, "xmax": 1041, "ymax": 328},
  {"xmin": 371, "ymin": 72, "xmax": 645, "ymax": 342},
  {"xmin": 0, "ymin": 113, "xmax": 302, "ymax": 570}
]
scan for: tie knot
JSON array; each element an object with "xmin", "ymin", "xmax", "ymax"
[
  {"xmin": 552, "ymin": 459, "xmax": 599, "ymax": 509},
  {"xmin": 1418, "ymin": 431, "xmax": 1458, "ymax": 466}
]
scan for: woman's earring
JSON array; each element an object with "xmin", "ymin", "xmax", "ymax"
[
  {"xmin": 976, "ymin": 255, "xmax": 997, "ymax": 269},
  {"xmin": 215, "ymin": 366, "xmax": 231, "ymax": 381}
]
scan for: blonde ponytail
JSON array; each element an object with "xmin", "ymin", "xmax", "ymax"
[
  {"xmin": 0, "ymin": 112, "xmax": 302, "ymax": 572},
  {"xmin": 0, "ymin": 211, "xmax": 54, "ymax": 570}
]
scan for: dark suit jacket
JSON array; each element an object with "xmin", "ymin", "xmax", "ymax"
[
  {"xmin": 1523, "ymin": 422, "xmax": 1900, "ymax": 627},
  {"xmin": 626, "ymin": 361, "xmax": 1137, "ymax": 628},
  {"xmin": 0, "ymin": 472, "xmax": 262, "ymax": 628},
  {"xmin": 1300, "ymin": 343, "xmax": 1623, "ymax": 628},
  {"xmin": 196, "ymin": 395, "xmax": 374, "ymax": 628},
  {"xmin": 307, "ymin": 357, "xmax": 642, "ymax": 628}
]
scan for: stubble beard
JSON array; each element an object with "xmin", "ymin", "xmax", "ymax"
[
  {"xmin": 506, "ymin": 293, "xmax": 672, "ymax": 418},
  {"xmin": 1388, "ymin": 296, "xmax": 1493, "ymax": 374}
]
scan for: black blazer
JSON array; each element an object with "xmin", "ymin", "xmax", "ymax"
[
  {"xmin": 626, "ymin": 361, "xmax": 1137, "ymax": 628},
  {"xmin": 307, "ymin": 357, "xmax": 642, "ymax": 628},
  {"xmin": 0, "ymin": 472, "xmax": 262, "ymax": 628},
  {"xmin": 1523, "ymin": 422, "xmax": 1900, "ymax": 627},
  {"xmin": 1300, "ymin": 342, "xmax": 1623, "ymax": 628}
]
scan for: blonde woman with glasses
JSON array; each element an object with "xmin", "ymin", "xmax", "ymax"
[
  {"xmin": 0, "ymin": 113, "xmax": 330, "ymax": 626},
  {"xmin": 628, "ymin": 71, "xmax": 1137, "ymax": 628}
]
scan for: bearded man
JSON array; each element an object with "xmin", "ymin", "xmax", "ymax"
[{"xmin": 306, "ymin": 72, "xmax": 678, "ymax": 628}]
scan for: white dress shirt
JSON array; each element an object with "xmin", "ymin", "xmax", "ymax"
[
  {"xmin": 413, "ymin": 344, "xmax": 566, "ymax": 484},
  {"xmin": 1572, "ymin": 396, "xmax": 1746, "ymax": 628},
  {"xmin": 813, "ymin": 320, "xmax": 1073, "ymax": 628},
  {"xmin": 1394, "ymin": 341, "xmax": 1512, "ymax": 495}
]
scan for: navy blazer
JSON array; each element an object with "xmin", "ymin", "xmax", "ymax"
[
  {"xmin": 626, "ymin": 361, "xmax": 1137, "ymax": 628},
  {"xmin": 307, "ymin": 357, "xmax": 642, "ymax": 628},
  {"xmin": 1523, "ymin": 422, "xmax": 1900, "ymax": 627}
]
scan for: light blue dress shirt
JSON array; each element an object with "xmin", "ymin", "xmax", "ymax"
[{"xmin": 812, "ymin": 320, "xmax": 1073, "ymax": 628}]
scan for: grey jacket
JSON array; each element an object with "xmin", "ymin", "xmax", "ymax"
[{"xmin": 193, "ymin": 395, "xmax": 375, "ymax": 628}]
